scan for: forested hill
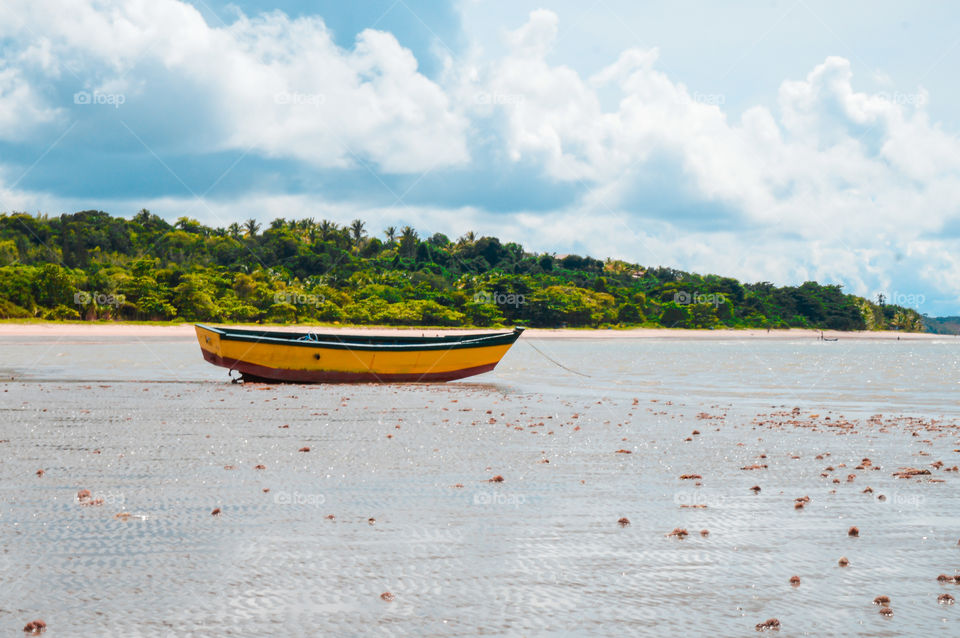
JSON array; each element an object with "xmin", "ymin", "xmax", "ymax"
[
  {"xmin": 0, "ymin": 210, "xmax": 926, "ymax": 331},
  {"xmin": 924, "ymin": 316, "xmax": 960, "ymax": 335}
]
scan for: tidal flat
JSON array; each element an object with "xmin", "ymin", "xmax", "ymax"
[{"xmin": 2, "ymin": 332, "xmax": 959, "ymax": 636}]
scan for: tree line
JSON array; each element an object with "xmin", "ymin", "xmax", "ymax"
[{"xmin": 0, "ymin": 209, "xmax": 926, "ymax": 331}]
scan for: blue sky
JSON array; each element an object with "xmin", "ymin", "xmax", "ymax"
[{"xmin": 2, "ymin": 1, "xmax": 960, "ymax": 314}]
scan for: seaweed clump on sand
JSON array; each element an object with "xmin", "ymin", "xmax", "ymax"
[
  {"xmin": 755, "ymin": 618, "xmax": 780, "ymax": 631},
  {"xmin": 892, "ymin": 467, "xmax": 930, "ymax": 479}
]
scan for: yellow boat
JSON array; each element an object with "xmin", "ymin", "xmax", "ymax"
[{"xmin": 195, "ymin": 324, "xmax": 524, "ymax": 383}]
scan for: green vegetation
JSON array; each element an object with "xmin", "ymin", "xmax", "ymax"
[
  {"xmin": 0, "ymin": 209, "xmax": 925, "ymax": 331},
  {"xmin": 924, "ymin": 316, "xmax": 960, "ymax": 335}
]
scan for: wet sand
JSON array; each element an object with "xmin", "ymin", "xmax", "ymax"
[{"xmin": 1, "ymin": 334, "xmax": 959, "ymax": 635}]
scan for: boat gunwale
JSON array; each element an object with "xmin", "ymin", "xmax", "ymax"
[{"xmin": 196, "ymin": 324, "xmax": 523, "ymax": 352}]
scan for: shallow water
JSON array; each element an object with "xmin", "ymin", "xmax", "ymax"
[{"xmin": 1, "ymin": 333, "xmax": 960, "ymax": 636}]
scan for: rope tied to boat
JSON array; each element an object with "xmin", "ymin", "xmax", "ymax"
[{"xmin": 525, "ymin": 340, "xmax": 592, "ymax": 377}]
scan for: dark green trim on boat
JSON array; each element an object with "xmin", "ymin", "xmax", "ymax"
[{"xmin": 195, "ymin": 324, "xmax": 525, "ymax": 352}]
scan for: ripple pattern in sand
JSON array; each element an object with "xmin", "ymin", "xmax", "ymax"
[{"xmin": 3, "ymin": 338, "xmax": 960, "ymax": 635}]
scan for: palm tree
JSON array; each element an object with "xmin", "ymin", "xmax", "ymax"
[
  {"xmin": 227, "ymin": 222, "xmax": 242, "ymax": 240},
  {"xmin": 291, "ymin": 217, "xmax": 317, "ymax": 242},
  {"xmin": 458, "ymin": 230, "xmax": 476, "ymax": 245},
  {"xmin": 318, "ymin": 220, "xmax": 337, "ymax": 241},
  {"xmin": 349, "ymin": 219, "xmax": 366, "ymax": 247},
  {"xmin": 269, "ymin": 218, "xmax": 286, "ymax": 230},
  {"xmin": 399, "ymin": 225, "xmax": 418, "ymax": 258},
  {"xmin": 384, "ymin": 226, "xmax": 397, "ymax": 244},
  {"xmin": 296, "ymin": 217, "xmax": 315, "ymax": 240},
  {"xmin": 243, "ymin": 218, "xmax": 260, "ymax": 237}
]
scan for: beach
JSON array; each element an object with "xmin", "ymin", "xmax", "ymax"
[
  {"xmin": 4, "ymin": 0, "xmax": 959, "ymax": 634},
  {"xmin": 2, "ymin": 326, "xmax": 959, "ymax": 635}
]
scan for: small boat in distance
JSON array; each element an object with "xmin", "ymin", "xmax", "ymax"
[{"xmin": 195, "ymin": 324, "xmax": 524, "ymax": 383}]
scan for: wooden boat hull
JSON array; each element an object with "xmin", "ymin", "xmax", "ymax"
[{"xmin": 195, "ymin": 324, "xmax": 523, "ymax": 383}]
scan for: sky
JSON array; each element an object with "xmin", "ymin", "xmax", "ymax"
[{"xmin": 2, "ymin": 0, "xmax": 960, "ymax": 314}]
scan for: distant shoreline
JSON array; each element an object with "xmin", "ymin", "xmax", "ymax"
[{"xmin": 0, "ymin": 321, "xmax": 946, "ymax": 340}]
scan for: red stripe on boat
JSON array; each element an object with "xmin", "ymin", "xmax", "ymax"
[{"xmin": 202, "ymin": 350, "xmax": 498, "ymax": 383}]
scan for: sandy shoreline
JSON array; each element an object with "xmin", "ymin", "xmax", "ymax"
[{"xmin": 0, "ymin": 321, "xmax": 947, "ymax": 340}]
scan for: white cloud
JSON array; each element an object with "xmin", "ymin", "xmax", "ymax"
[
  {"xmin": 0, "ymin": 0, "xmax": 469, "ymax": 173},
  {"xmin": 450, "ymin": 9, "xmax": 960, "ymax": 310},
  {"xmin": 503, "ymin": 8, "xmax": 559, "ymax": 58},
  {"xmin": 0, "ymin": 65, "xmax": 61, "ymax": 141}
]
